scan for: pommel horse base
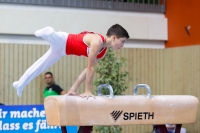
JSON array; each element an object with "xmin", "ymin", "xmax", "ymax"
[{"xmin": 44, "ymin": 84, "xmax": 199, "ymax": 133}]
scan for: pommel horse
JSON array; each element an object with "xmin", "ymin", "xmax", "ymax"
[{"xmin": 44, "ymin": 84, "xmax": 199, "ymax": 133}]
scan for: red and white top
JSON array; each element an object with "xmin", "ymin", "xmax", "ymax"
[{"xmin": 66, "ymin": 31, "xmax": 107, "ymax": 59}]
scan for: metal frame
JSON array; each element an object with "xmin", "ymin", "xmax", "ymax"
[{"xmin": 0, "ymin": 0, "xmax": 166, "ymax": 13}]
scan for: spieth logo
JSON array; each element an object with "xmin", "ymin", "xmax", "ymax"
[{"xmin": 110, "ymin": 111, "xmax": 123, "ymax": 122}]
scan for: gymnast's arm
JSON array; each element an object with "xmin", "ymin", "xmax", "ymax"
[
  {"xmin": 67, "ymin": 58, "xmax": 99, "ymax": 95},
  {"xmin": 66, "ymin": 67, "xmax": 87, "ymax": 95},
  {"xmin": 67, "ymin": 53, "xmax": 100, "ymax": 95},
  {"xmin": 79, "ymin": 39, "xmax": 102, "ymax": 99}
]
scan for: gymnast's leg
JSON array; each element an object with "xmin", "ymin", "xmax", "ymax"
[{"xmin": 13, "ymin": 27, "xmax": 68, "ymax": 97}]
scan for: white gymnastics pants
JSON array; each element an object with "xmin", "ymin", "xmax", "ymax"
[{"xmin": 13, "ymin": 27, "xmax": 69, "ymax": 97}]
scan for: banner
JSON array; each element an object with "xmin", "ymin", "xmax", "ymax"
[{"xmin": 0, "ymin": 105, "xmax": 77, "ymax": 133}]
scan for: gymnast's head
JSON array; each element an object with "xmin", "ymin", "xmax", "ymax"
[{"xmin": 106, "ymin": 24, "xmax": 129, "ymax": 50}]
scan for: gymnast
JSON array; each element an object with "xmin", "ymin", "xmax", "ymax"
[{"xmin": 13, "ymin": 24, "xmax": 129, "ymax": 99}]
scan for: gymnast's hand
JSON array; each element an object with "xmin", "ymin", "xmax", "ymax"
[
  {"xmin": 66, "ymin": 90, "xmax": 77, "ymax": 96},
  {"xmin": 79, "ymin": 91, "xmax": 95, "ymax": 100}
]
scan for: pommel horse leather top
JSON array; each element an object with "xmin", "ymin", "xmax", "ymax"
[{"xmin": 44, "ymin": 84, "xmax": 199, "ymax": 126}]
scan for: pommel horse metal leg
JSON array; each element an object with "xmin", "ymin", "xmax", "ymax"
[
  {"xmin": 175, "ymin": 124, "xmax": 182, "ymax": 133},
  {"xmin": 78, "ymin": 126, "xmax": 93, "ymax": 133},
  {"xmin": 152, "ymin": 124, "xmax": 182, "ymax": 133},
  {"xmin": 61, "ymin": 126, "xmax": 67, "ymax": 133},
  {"xmin": 153, "ymin": 125, "xmax": 168, "ymax": 133},
  {"xmin": 60, "ymin": 126, "xmax": 93, "ymax": 133}
]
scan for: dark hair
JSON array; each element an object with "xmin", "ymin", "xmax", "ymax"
[
  {"xmin": 106, "ymin": 24, "xmax": 129, "ymax": 39},
  {"xmin": 45, "ymin": 72, "xmax": 53, "ymax": 77}
]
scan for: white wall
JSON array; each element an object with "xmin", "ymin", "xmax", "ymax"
[{"xmin": 0, "ymin": 3, "xmax": 167, "ymax": 48}]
